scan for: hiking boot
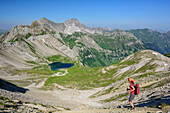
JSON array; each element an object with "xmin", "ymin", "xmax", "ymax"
[{"xmin": 131, "ymin": 107, "xmax": 135, "ymax": 110}]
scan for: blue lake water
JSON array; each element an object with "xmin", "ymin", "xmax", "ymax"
[{"xmin": 48, "ymin": 62, "xmax": 74, "ymax": 71}]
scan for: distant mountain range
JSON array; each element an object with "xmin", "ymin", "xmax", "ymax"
[
  {"xmin": 126, "ymin": 28, "xmax": 170, "ymax": 54},
  {"xmin": 0, "ymin": 18, "xmax": 169, "ymax": 68},
  {"xmin": 0, "ymin": 29, "xmax": 8, "ymax": 36}
]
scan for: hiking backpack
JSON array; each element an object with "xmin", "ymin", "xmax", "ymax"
[{"xmin": 134, "ymin": 84, "xmax": 140, "ymax": 95}]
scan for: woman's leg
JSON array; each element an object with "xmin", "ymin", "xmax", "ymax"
[
  {"xmin": 129, "ymin": 94, "xmax": 135, "ymax": 109},
  {"xmin": 129, "ymin": 101, "xmax": 134, "ymax": 108},
  {"xmin": 131, "ymin": 100, "xmax": 134, "ymax": 108}
]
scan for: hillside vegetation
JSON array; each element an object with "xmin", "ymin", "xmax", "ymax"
[{"xmin": 127, "ymin": 28, "xmax": 170, "ymax": 54}]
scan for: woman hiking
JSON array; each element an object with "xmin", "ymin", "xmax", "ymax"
[{"xmin": 127, "ymin": 78, "xmax": 135, "ymax": 110}]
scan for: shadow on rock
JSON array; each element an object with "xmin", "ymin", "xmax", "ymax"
[
  {"xmin": 123, "ymin": 96, "xmax": 170, "ymax": 108},
  {"xmin": 0, "ymin": 79, "xmax": 28, "ymax": 93},
  {"xmin": 135, "ymin": 96, "xmax": 170, "ymax": 107}
]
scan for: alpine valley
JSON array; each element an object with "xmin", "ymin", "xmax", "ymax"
[{"xmin": 0, "ymin": 18, "xmax": 169, "ymax": 112}]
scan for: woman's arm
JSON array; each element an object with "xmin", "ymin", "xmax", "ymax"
[{"xmin": 128, "ymin": 86, "xmax": 135, "ymax": 92}]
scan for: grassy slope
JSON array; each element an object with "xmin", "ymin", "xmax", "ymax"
[
  {"xmin": 6, "ymin": 49, "xmax": 169, "ymax": 104},
  {"xmin": 126, "ymin": 28, "xmax": 170, "ymax": 54},
  {"xmin": 45, "ymin": 50, "xmax": 169, "ymax": 90},
  {"xmin": 58, "ymin": 32, "xmax": 147, "ymax": 67},
  {"xmin": 164, "ymin": 52, "xmax": 170, "ymax": 58}
]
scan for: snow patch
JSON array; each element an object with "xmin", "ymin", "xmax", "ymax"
[
  {"xmin": 42, "ymin": 39, "xmax": 45, "ymax": 43},
  {"xmin": 164, "ymin": 63, "xmax": 168, "ymax": 66},
  {"xmin": 152, "ymin": 52, "xmax": 158, "ymax": 55},
  {"xmin": 76, "ymin": 29, "xmax": 81, "ymax": 32}
]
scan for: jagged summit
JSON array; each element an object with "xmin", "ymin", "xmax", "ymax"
[
  {"xmin": 39, "ymin": 17, "xmax": 55, "ymax": 24},
  {"xmin": 64, "ymin": 18, "xmax": 80, "ymax": 24},
  {"xmin": 40, "ymin": 17, "xmax": 50, "ymax": 22},
  {"xmin": 29, "ymin": 17, "xmax": 104, "ymax": 34}
]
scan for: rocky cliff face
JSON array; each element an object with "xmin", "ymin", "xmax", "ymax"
[{"xmin": 64, "ymin": 18, "xmax": 104, "ymax": 34}]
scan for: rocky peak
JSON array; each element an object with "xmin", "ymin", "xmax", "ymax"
[
  {"xmin": 30, "ymin": 20, "xmax": 41, "ymax": 27},
  {"xmin": 64, "ymin": 18, "xmax": 81, "ymax": 26},
  {"xmin": 65, "ymin": 18, "xmax": 79, "ymax": 23},
  {"xmin": 40, "ymin": 17, "xmax": 50, "ymax": 23}
]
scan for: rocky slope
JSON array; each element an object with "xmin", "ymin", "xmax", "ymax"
[
  {"xmin": 0, "ymin": 79, "xmax": 70, "ymax": 112},
  {"xmin": 90, "ymin": 50, "xmax": 170, "ymax": 107}
]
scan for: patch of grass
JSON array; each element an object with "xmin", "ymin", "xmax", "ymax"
[
  {"xmin": 0, "ymin": 102, "xmax": 5, "ymax": 106},
  {"xmin": 21, "ymin": 38, "xmax": 36, "ymax": 54},
  {"xmin": 59, "ymin": 32, "xmax": 86, "ymax": 49},
  {"xmin": 46, "ymin": 55, "xmax": 74, "ymax": 63},
  {"xmin": 59, "ymin": 32, "xmax": 63, "ymax": 38},
  {"xmin": 60, "ymin": 34, "xmax": 77, "ymax": 49},
  {"xmin": 8, "ymin": 34, "xmax": 19, "ymax": 42},
  {"xmin": 134, "ymin": 63, "xmax": 157, "ymax": 73},
  {"xmin": 64, "ymin": 108, "xmax": 71, "ymax": 110},
  {"xmin": 79, "ymin": 47, "xmax": 116, "ymax": 67},
  {"xmin": 50, "ymin": 31, "xmax": 56, "ymax": 34},
  {"xmin": 73, "ymin": 32, "xmax": 84, "ymax": 37},
  {"xmin": 35, "ymin": 29, "xmax": 46, "ymax": 36},
  {"xmin": 44, "ymin": 42, "xmax": 51, "ymax": 48},
  {"xmin": 31, "ymin": 66, "xmax": 56, "ymax": 75},
  {"xmin": 76, "ymin": 42, "xmax": 86, "ymax": 48},
  {"xmin": 164, "ymin": 52, "xmax": 170, "ymax": 58},
  {"xmin": 26, "ymin": 61, "xmax": 39, "ymax": 65},
  {"xmin": 25, "ymin": 33, "xmax": 32, "ymax": 39},
  {"xmin": 120, "ymin": 98, "xmax": 128, "ymax": 102},
  {"xmin": 57, "ymin": 38, "xmax": 64, "ymax": 44},
  {"xmin": 16, "ymin": 63, "xmax": 57, "ymax": 76},
  {"xmin": 119, "ymin": 58, "xmax": 141, "ymax": 66},
  {"xmin": 135, "ymin": 73, "xmax": 152, "ymax": 79},
  {"xmin": 142, "ymin": 78, "xmax": 170, "ymax": 89},
  {"xmin": 0, "ymin": 96, "xmax": 9, "ymax": 100},
  {"xmin": 161, "ymin": 103, "xmax": 169, "ymax": 109}
]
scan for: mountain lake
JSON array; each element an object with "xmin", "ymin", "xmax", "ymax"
[{"xmin": 48, "ymin": 62, "xmax": 74, "ymax": 71}]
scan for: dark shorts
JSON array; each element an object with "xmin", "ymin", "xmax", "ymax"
[{"xmin": 129, "ymin": 94, "xmax": 135, "ymax": 101}]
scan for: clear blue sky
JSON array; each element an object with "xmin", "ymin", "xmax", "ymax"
[{"xmin": 1, "ymin": 0, "xmax": 170, "ymax": 32}]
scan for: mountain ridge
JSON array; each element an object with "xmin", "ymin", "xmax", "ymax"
[
  {"xmin": 0, "ymin": 18, "xmax": 148, "ymax": 68},
  {"xmin": 126, "ymin": 28, "xmax": 170, "ymax": 54},
  {"xmin": 0, "ymin": 18, "xmax": 169, "ymax": 68}
]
